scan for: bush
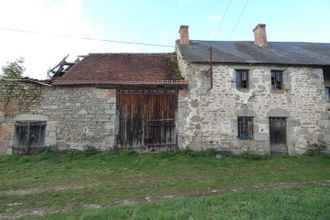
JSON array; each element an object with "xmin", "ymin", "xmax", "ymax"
[
  {"xmin": 305, "ymin": 144, "xmax": 327, "ymax": 156},
  {"xmin": 84, "ymin": 145, "xmax": 99, "ymax": 155}
]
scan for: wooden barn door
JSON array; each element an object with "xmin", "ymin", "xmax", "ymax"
[
  {"xmin": 118, "ymin": 89, "xmax": 177, "ymax": 149},
  {"xmin": 269, "ymin": 117, "xmax": 287, "ymax": 154}
]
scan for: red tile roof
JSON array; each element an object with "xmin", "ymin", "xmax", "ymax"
[{"xmin": 52, "ymin": 53, "xmax": 187, "ymax": 86}]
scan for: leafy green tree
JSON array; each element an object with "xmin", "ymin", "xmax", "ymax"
[{"xmin": 1, "ymin": 57, "xmax": 25, "ymax": 79}]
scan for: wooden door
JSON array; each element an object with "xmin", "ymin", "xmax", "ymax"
[
  {"xmin": 269, "ymin": 117, "xmax": 287, "ymax": 154},
  {"xmin": 118, "ymin": 89, "xmax": 177, "ymax": 150}
]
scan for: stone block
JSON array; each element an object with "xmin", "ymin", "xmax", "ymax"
[
  {"xmin": 254, "ymin": 133, "xmax": 269, "ymax": 141},
  {"xmin": 104, "ymin": 122, "xmax": 115, "ymax": 130},
  {"xmin": 78, "ymin": 109, "xmax": 88, "ymax": 115},
  {"xmin": 191, "ymin": 115, "xmax": 201, "ymax": 122}
]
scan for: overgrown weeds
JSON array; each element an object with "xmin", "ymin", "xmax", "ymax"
[{"xmin": 10, "ymin": 145, "xmax": 329, "ymax": 161}]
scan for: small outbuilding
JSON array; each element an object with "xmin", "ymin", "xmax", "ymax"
[{"xmin": 0, "ymin": 53, "xmax": 187, "ymax": 153}]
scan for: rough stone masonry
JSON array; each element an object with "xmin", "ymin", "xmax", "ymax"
[
  {"xmin": 0, "ymin": 24, "xmax": 330, "ymax": 155},
  {"xmin": 176, "ymin": 54, "xmax": 330, "ymax": 154},
  {"xmin": 0, "ymin": 81, "xmax": 116, "ymax": 154},
  {"xmin": 0, "ymin": 64, "xmax": 329, "ymax": 155}
]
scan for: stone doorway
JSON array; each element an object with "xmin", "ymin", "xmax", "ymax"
[{"xmin": 269, "ymin": 117, "xmax": 287, "ymax": 154}]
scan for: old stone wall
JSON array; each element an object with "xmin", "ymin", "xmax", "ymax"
[
  {"xmin": 0, "ymin": 80, "xmax": 44, "ymax": 154},
  {"xmin": 323, "ymin": 77, "xmax": 330, "ymax": 152},
  {"xmin": 0, "ymin": 81, "xmax": 116, "ymax": 154},
  {"xmin": 176, "ymin": 50, "xmax": 329, "ymax": 154}
]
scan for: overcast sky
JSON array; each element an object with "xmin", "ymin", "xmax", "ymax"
[{"xmin": 0, "ymin": 0, "xmax": 329, "ymax": 79}]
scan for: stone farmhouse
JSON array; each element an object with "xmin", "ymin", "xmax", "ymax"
[{"xmin": 0, "ymin": 24, "xmax": 329, "ymax": 155}]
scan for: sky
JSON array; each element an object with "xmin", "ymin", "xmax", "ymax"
[{"xmin": 0, "ymin": 0, "xmax": 329, "ymax": 79}]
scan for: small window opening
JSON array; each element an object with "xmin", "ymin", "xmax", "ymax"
[
  {"xmin": 326, "ymin": 87, "xmax": 330, "ymax": 101},
  {"xmin": 271, "ymin": 70, "xmax": 283, "ymax": 90},
  {"xmin": 237, "ymin": 117, "xmax": 254, "ymax": 140},
  {"xmin": 236, "ymin": 70, "xmax": 249, "ymax": 89},
  {"xmin": 323, "ymin": 68, "xmax": 330, "ymax": 101},
  {"xmin": 13, "ymin": 121, "xmax": 47, "ymax": 154}
]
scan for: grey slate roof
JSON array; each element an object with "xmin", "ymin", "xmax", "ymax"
[{"xmin": 177, "ymin": 40, "xmax": 330, "ymax": 66}]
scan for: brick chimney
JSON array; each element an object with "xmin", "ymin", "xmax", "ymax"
[
  {"xmin": 253, "ymin": 24, "xmax": 268, "ymax": 47},
  {"xmin": 179, "ymin": 25, "xmax": 189, "ymax": 45}
]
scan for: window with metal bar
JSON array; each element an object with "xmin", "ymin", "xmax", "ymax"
[
  {"xmin": 13, "ymin": 121, "xmax": 47, "ymax": 152},
  {"xmin": 236, "ymin": 69, "xmax": 249, "ymax": 89},
  {"xmin": 271, "ymin": 70, "xmax": 283, "ymax": 90},
  {"xmin": 237, "ymin": 117, "xmax": 253, "ymax": 140},
  {"xmin": 326, "ymin": 87, "xmax": 330, "ymax": 101}
]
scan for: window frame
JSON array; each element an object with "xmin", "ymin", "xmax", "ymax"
[
  {"xmin": 236, "ymin": 69, "xmax": 249, "ymax": 90},
  {"xmin": 237, "ymin": 116, "xmax": 254, "ymax": 140},
  {"xmin": 326, "ymin": 87, "xmax": 330, "ymax": 101},
  {"xmin": 13, "ymin": 120, "xmax": 47, "ymax": 153},
  {"xmin": 271, "ymin": 70, "xmax": 283, "ymax": 91}
]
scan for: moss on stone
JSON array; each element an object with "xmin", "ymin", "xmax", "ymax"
[{"xmin": 167, "ymin": 53, "xmax": 183, "ymax": 80}]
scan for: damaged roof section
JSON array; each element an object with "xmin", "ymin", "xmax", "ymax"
[
  {"xmin": 178, "ymin": 40, "xmax": 330, "ymax": 66},
  {"xmin": 48, "ymin": 55, "xmax": 83, "ymax": 78},
  {"xmin": 52, "ymin": 53, "xmax": 187, "ymax": 86}
]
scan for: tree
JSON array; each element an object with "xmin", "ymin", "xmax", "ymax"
[
  {"xmin": 1, "ymin": 57, "xmax": 25, "ymax": 79},
  {"xmin": 1, "ymin": 58, "xmax": 26, "ymax": 114}
]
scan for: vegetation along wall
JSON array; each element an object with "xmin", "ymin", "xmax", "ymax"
[{"xmin": 0, "ymin": 80, "xmax": 116, "ymax": 154}]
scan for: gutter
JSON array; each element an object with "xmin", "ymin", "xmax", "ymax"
[{"xmin": 206, "ymin": 47, "xmax": 213, "ymax": 92}]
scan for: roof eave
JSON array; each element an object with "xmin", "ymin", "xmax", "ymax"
[
  {"xmin": 52, "ymin": 80, "xmax": 188, "ymax": 87},
  {"xmin": 187, "ymin": 60, "xmax": 330, "ymax": 68}
]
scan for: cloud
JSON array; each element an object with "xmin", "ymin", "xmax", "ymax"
[
  {"xmin": 0, "ymin": 0, "xmax": 138, "ymax": 79},
  {"xmin": 209, "ymin": 14, "xmax": 222, "ymax": 23}
]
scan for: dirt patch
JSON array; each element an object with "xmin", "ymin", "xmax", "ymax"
[
  {"xmin": 1, "ymin": 179, "xmax": 329, "ymax": 219},
  {"xmin": 109, "ymin": 179, "xmax": 330, "ymax": 207},
  {"xmin": 192, "ymin": 179, "xmax": 330, "ymax": 197},
  {"xmin": 0, "ymin": 182, "xmax": 100, "ymax": 196}
]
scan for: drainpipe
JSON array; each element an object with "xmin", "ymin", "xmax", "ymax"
[{"xmin": 207, "ymin": 47, "xmax": 213, "ymax": 92}]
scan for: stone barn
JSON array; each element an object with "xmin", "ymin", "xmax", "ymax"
[{"xmin": 0, "ymin": 53, "xmax": 187, "ymax": 154}]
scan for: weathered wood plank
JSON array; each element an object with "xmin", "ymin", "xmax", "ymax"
[{"xmin": 118, "ymin": 89, "xmax": 177, "ymax": 149}]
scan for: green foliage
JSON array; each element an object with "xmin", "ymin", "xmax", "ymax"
[
  {"xmin": 44, "ymin": 185, "xmax": 330, "ymax": 220},
  {"xmin": 305, "ymin": 143, "xmax": 327, "ymax": 156},
  {"xmin": 83, "ymin": 145, "xmax": 99, "ymax": 155},
  {"xmin": 239, "ymin": 151, "xmax": 271, "ymax": 160},
  {"xmin": 1, "ymin": 57, "xmax": 25, "ymax": 79},
  {"xmin": 167, "ymin": 52, "xmax": 183, "ymax": 79},
  {"xmin": 1, "ymin": 58, "xmax": 26, "ymax": 113}
]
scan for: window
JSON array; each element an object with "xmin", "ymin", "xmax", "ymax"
[
  {"xmin": 13, "ymin": 121, "xmax": 46, "ymax": 153},
  {"xmin": 271, "ymin": 70, "xmax": 283, "ymax": 90},
  {"xmin": 326, "ymin": 87, "xmax": 330, "ymax": 101},
  {"xmin": 236, "ymin": 70, "xmax": 249, "ymax": 89},
  {"xmin": 328, "ymin": 109, "xmax": 330, "ymax": 120},
  {"xmin": 237, "ymin": 117, "xmax": 253, "ymax": 140}
]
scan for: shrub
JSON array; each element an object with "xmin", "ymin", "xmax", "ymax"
[
  {"xmin": 305, "ymin": 144, "xmax": 327, "ymax": 156},
  {"xmin": 84, "ymin": 145, "xmax": 99, "ymax": 155}
]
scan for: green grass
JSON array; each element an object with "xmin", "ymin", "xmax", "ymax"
[
  {"xmin": 0, "ymin": 149, "xmax": 329, "ymax": 219},
  {"xmin": 41, "ymin": 185, "xmax": 330, "ymax": 220}
]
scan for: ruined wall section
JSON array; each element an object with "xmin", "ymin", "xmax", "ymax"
[
  {"xmin": 0, "ymin": 81, "xmax": 116, "ymax": 153},
  {"xmin": 176, "ymin": 50, "xmax": 328, "ymax": 154},
  {"xmin": 0, "ymin": 81, "xmax": 44, "ymax": 153}
]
